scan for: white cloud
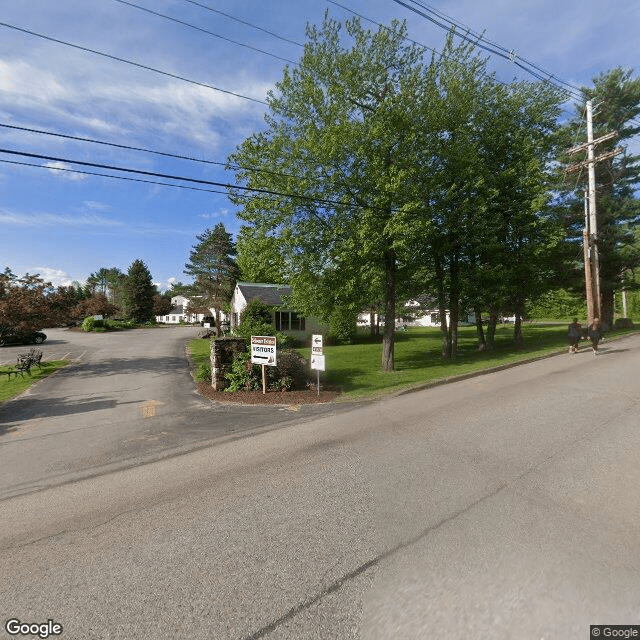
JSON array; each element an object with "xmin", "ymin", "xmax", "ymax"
[
  {"xmin": 0, "ymin": 209, "xmax": 123, "ymax": 227},
  {"xmin": 83, "ymin": 200, "xmax": 112, "ymax": 211},
  {"xmin": 0, "ymin": 56, "xmax": 269, "ymax": 155},
  {"xmin": 43, "ymin": 161, "xmax": 88, "ymax": 181},
  {"xmin": 199, "ymin": 208, "xmax": 229, "ymax": 220},
  {"xmin": 31, "ymin": 267, "xmax": 75, "ymax": 287}
]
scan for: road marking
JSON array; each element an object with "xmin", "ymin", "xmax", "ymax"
[{"xmin": 73, "ymin": 350, "xmax": 86, "ymax": 362}]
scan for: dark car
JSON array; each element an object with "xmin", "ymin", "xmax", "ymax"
[{"xmin": 0, "ymin": 331, "xmax": 47, "ymax": 346}]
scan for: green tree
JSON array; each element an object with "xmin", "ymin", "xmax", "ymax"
[
  {"xmin": 229, "ymin": 14, "xmax": 430, "ymax": 371},
  {"xmin": 123, "ymin": 259, "xmax": 155, "ymax": 323},
  {"xmin": 556, "ymin": 67, "xmax": 640, "ymax": 328},
  {"xmin": 236, "ymin": 226, "xmax": 288, "ymax": 283},
  {"xmin": 183, "ymin": 223, "xmax": 239, "ymax": 335}
]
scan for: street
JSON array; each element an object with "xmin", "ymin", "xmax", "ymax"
[
  {"xmin": 0, "ymin": 327, "xmax": 348, "ymax": 500},
  {"xmin": 1, "ymin": 331, "xmax": 640, "ymax": 639}
]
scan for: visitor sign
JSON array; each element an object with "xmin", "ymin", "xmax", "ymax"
[
  {"xmin": 311, "ymin": 334, "xmax": 323, "ymax": 355},
  {"xmin": 250, "ymin": 336, "xmax": 277, "ymax": 366}
]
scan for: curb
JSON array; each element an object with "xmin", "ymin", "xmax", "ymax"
[{"xmin": 391, "ymin": 330, "xmax": 638, "ymax": 398}]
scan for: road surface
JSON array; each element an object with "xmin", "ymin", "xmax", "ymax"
[
  {"xmin": 0, "ymin": 327, "xmax": 349, "ymax": 499},
  {"xmin": 1, "ymin": 330, "xmax": 639, "ymax": 639}
]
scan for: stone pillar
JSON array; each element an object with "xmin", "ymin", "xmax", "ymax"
[{"xmin": 210, "ymin": 337, "xmax": 246, "ymax": 391}]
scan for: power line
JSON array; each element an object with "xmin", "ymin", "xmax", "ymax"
[
  {"xmin": 0, "ymin": 122, "xmax": 307, "ymax": 182},
  {"xmin": 180, "ymin": 0, "xmax": 304, "ymax": 48},
  {"xmin": 387, "ymin": 0, "xmax": 584, "ymax": 101},
  {"xmin": 0, "ymin": 147, "xmax": 386, "ymax": 212},
  {"xmin": 110, "ymin": 0, "xmax": 298, "ymax": 66},
  {"xmin": 0, "ymin": 157, "xmax": 237, "ymax": 197},
  {"xmin": 0, "ymin": 21, "xmax": 268, "ymax": 106}
]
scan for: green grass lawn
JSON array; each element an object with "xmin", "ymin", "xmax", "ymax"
[
  {"xmin": 0, "ymin": 360, "xmax": 69, "ymax": 404},
  {"xmin": 189, "ymin": 323, "xmax": 638, "ymax": 401}
]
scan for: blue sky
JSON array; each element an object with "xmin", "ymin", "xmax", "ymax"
[{"xmin": 1, "ymin": 0, "xmax": 638, "ymax": 290}]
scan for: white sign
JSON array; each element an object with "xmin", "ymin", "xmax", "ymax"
[
  {"xmin": 312, "ymin": 334, "xmax": 323, "ymax": 355},
  {"xmin": 251, "ymin": 335, "xmax": 277, "ymax": 366},
  {"xmin": 310, "ymin": 354, "xmax": 325, "ymax": 371}
]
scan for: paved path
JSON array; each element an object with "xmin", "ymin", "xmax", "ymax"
[
  {"xmin": 1, "ymin": 332, "xmax": 639, "ymax": 639},
  {"xmin": 0, "ymin": 327, "xmax": 349, "ymax": 499}
]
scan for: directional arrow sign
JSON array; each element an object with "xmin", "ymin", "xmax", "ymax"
[
  {"xmin": 251, "ymin": 335, "xmax": 277, "ymax": 366},
  {"xmin": 312, "ymin": 334, "xmax": 323, "ymax": 355}
]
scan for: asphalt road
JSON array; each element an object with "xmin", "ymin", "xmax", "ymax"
[
  {"xmin": 1, "ymin": 331, "xmax": 640, "ymax": 639},
  {"xmin": 0, "ymin": 327, "xmax": 351, "ymax": 499}
]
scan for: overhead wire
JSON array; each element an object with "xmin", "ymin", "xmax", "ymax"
[
  {"xmin": 180, "ymin": 0, "xmax": 304, "ymax": 48},
  {"xmin": 0, "ymin": 123, "xmax": 298, "ymax": 181},
  {"xmin": 110, "ymin": 0, "xmax": 298, "ymax": 66},
  {"xmin": 0, "ymin": 21, "xmax": 268, "ymax": 106},
  {"xmin": 0, "ymin": 147, "xmax": 394, "ymax": 212}
]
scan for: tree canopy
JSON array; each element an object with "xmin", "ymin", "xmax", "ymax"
[
  {"xmin": 183, "ymin": 223, "xmax": 239, "ymax": 333},
  {"xmin": 229, "ymin": 14, "xmax": 566, "ymax": 368},
  {"xmin": 555, "ymin": 67, "xmax": 640, "ymax": 328}
]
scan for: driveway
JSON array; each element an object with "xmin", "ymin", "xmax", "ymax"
[{"xmin": 0, "ymin": 327, "xmax": 351, "ymax": 500}]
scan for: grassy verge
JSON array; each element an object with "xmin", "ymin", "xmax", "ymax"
[
  {"xmin": 188, "ymin": 323, "xmax": 638, "ymax": 401},
  {"xmin": 0, "ymin": 360, "xmax": 69, "ymax": 404}
]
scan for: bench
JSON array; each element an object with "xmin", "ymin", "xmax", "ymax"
[{"xmin": 1, "ymin": 348, "xmax": 43, "ymax": 379}]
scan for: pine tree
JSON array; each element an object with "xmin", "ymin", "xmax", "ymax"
[
  {"xmin": 183, "ymin": 223, "xmax": 239, "ymax": 334},
  {"xmin": 124, "ymin": 259, "xmax": 156, "ymax": 323},
  {"xmin": 556, "ymin": 67, "xmax": 640, "ymax": 328}
]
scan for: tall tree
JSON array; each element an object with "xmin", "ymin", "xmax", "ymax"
[
  {"xmin": 229, "ymin": 14, "xmax": 430, "ymax": 370},
  {"xmin": 556, "ymin": 67, "xmax": 640, "ymax": 328},
  {"xmin": 123, "ymin": 259, "xmax": 155, "ymax": 323},
  {"xmin": 183, "ymin": 223, "xmax": 239, "ymax": 334}
]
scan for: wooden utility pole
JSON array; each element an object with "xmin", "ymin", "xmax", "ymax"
[
  {"xmin": 582, "ymin": 194, "xmax": 595, "ymax": 323},
  {"xmin": 566, "ymin": 100, "xmax": 622, "ymax": 325}
]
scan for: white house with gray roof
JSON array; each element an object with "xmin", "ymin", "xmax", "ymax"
[{"xmin": 230, "ymin": 282, "xmax": 326, "ymax": 340}]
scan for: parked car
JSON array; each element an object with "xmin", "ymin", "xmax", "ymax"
[{"xmin": 0, "ymin": 331, "xmax": 47, "ymax": 346}]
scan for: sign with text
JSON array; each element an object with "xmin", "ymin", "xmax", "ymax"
[
  {"xmin": 250, "ymin": 336, "xmax": 277, "ymax": 366},
  {"xmin": 310, "ymin": 354, "xmax": 325, "ymax": 371},
  {"xmin": 311, "ymin": 334, "xmax": 323, "ymax": 355}
]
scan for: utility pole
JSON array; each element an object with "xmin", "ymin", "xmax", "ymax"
[
  {"xmin": 582, "ymin": 192, "xmax": 595, "ymax": 323},
  {"xmin": 566, "ymin": 100, "xmax": 622, "ymax": 325}
]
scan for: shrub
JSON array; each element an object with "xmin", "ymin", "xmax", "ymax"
[
  {"xmin": 270, "ymin": 348, "xmax": 309, "ymax": 390},
  {"xmin": 195, "ymin": 363, "xmax": 212, "ymax": 382},
  {"xmin": 224, "ymin": 347, "xmax": 310, "ymax": 392},
  {"xmin": 81, "ymin": 316, "xmax": 104, "ymax": 332},
  {"xmin": 224, "ymin": 349, "xmax": 261, "ymax": 392}
]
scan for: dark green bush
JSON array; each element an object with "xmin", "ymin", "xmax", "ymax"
[
  {"xmin": 195, "ymin": 363, "xmax": 212, "ymax": 382},
  {"xmin": 224, "ymin": 347, "xmax": 309, "ymax": 392}
]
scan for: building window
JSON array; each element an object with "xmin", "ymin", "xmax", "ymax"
[
  {"xmin": 275, "ymin": 311, "xmax": 305, "ymax": 331},
  {"xmin": 430, "ymin": 313, "xmax": 439, "ymax": 324}
]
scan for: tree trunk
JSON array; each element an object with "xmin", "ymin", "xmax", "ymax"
[
  {"xmin": 214, "ymin": 307, "xmax": 221, "ymax": 337},
  {"xmin": 486, "ymin": 309, "xmax": 498, "ymax": 350},
  {"xmin": 447, "ymin": 253, "xmax": 460, "ymax": 357},
  {"xmin": 369, "ymin": 306, "xmax": 377, "ymax": 337},
  {"xmin": 381, "ymin": 250, "xmax": 396, "ymax": 372},
  {"xmin": 600, "ymin": 288, "xmax": 615, "ymax": 330},
  {"xmin": 513, "ymin": 303, "xmax": 524, "ymax": 347},
  {"xmin": 434, "ymin": 256, "xmax": 450, "ymax": 358},
  {"xmin": 474, "ymin": 307, "xmax": 486, "ymax": 350},
  {"xmin": 448, "ymin": 302, "xmax": 459, "ymax": 358}
]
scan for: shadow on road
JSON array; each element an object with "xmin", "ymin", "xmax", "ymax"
[
  {"xmin": 0, "ymin": 396, "xmax": 120, "ymax": 428},
  {"xmin": 72, "ymin": 356, "xmax": 188, "ymax": 378}
]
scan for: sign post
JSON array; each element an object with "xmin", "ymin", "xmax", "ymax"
[
  {"xmin": 310, "ymin": 334, "xmax": 324, "ymax": 396},
  {"xmin": 250, "ymin": 336, "xmax": 277, "ymax": 394}
]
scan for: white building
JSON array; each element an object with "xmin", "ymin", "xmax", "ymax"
[{"xmin": 156, "ymin": 295, "xmax": 228, "ymax": 326}]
